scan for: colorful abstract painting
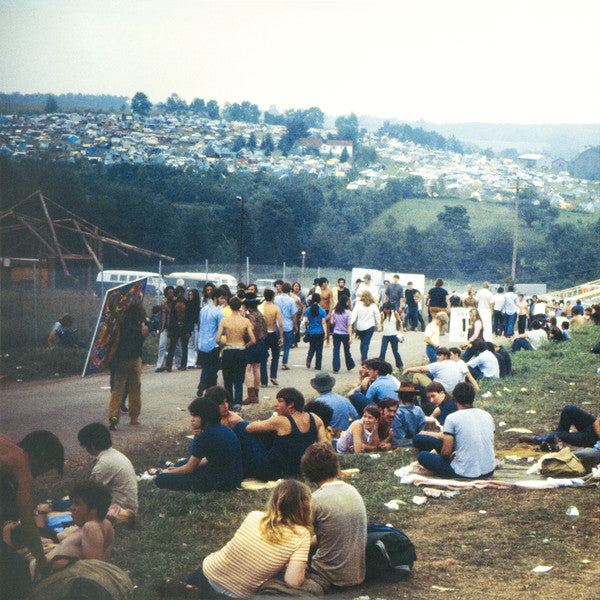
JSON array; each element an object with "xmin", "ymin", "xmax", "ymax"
[{"xmin": 83, "ymin": 278, "xmax": 147, "ymax": 376}]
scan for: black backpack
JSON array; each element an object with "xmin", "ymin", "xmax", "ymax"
[{"xmin": 365, "ymin": 524, "xmax": 417, "ymax": 581}]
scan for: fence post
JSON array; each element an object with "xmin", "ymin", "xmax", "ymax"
[
  {"xmin": 246, "ymin": 257, "xmax": 249, "ymax": 285},
  {"xmin": 283, "ymin": 262, "xmax": 286, "ymax": 281}
]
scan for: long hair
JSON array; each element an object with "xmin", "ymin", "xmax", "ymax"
[
  {"xmin": 360, "ymin": 291, "xmax": 375, "ymax": 306},
  {"xmin": 260, "ymin": 479, "xmax": 312, "ymax": 544},
  {"xmin": 309, "ymin": 293, "xmax": 321, "ymax": 318},
  {"xmin": 469, "ymin": 308, "xmax": 481, "ymax": 322},
  {"xmin": 334, "ymin": 294, "xmax": 348, "ymax": 314}
]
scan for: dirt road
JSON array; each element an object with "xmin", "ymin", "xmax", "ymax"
[{"xmin": 1, "ymin": 329, "xmax": 446, "ymax": 461}]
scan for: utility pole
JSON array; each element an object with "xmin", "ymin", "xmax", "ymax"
[
  {"xmin": 237, "ymin": 195, "xmax": 244, "ymax": 283},
  {"xmin": 511, "ymin": 178, "xmax": 519, "ymax": 283}
]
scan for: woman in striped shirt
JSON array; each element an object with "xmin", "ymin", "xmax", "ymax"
[{"xmin": 160, "ymin": 479, "xmax": 312, "ymax": 598}]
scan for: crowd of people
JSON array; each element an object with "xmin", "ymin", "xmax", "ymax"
[{"xmin": 13, "ymin": 276, "xmax": 597, "ymax": 599}]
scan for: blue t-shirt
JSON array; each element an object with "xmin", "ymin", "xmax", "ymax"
[
  {"xmin": 198, "ymin": 304, "xmax": 223, "ymax": 352},
  {"xmin": 365, "ymin": 375, "xmax": 399, "ymax": 404},
  {"xmin": 305, "ymin": 306, "xmax": 327, "ymax": 335},
  {"xmin": 438, "ymin": 400, "xmax": 458, "ymax": 425},
  {"xmin": 275, "ymin": 294, "xmax": 297, "ymax": 332},
  {"xmin": 191, "ymin": 425, "xmax": 243, "ymax": 490},
  {"xmin": 317, "ymin": 391, "xmax": 359, "ymax": 431}
]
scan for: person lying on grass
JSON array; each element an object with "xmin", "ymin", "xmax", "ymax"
[
  {"xmin": 159, "ymin": 479, "xmax": 313, "ymax": 599},
  {"xmin": 519, "ymin": 405, "xmax": 600, "ymax": 452},
  {"xmin": 154, "ymin": 397, "xmax": 243, "ymax": 493},
  {"xmin": 336, "ymin": 404, "xmax": 389, "ymax": 454},
  {"xmin": 5, "ymin": 481, "xmax": 114, "ymax": 581}
]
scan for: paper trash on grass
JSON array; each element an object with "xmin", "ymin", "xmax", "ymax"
[
  {"xmin": 520, "ymin": 387, "xmax": 528, "ymax": 391},
  {"xmin": 431, "ymin": 585, "xmax": 456, "ymax": 591},
  {"xmin": 498, "ymin": 421, "xmax": 506, "ymax": 427},
  {"xmin": 384, "ymin": 499, "xmax": 407, "ymax": 510},
  {"xmin": 526, "ymin": 409, "xmax": 536, "ymax": 414},
  {"xmin": 505, "ymin": 428, "xmax": 533, "ymax": 433},
  {"xmin": 496, "ymin": 391, "xmax": 502, "ymax": 397},
  {"xmin": 394, "ymin": 464, "xmax": 417, "ymax": 478},
  {"xmin": 481, "ymin": 392, "xmax": 492, "ymax": 398},
  {"xmin": 412, "ymin": 495, "xmax": 427, "ymax": 505},
  {"xmin": 503, "ymin": 387, "xmax": 512, "ymax": 392},
  {"xmin": 532, "ymin": 565, "xmax": 553, "ymax": 573}
]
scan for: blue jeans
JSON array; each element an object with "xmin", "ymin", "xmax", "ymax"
[
  {"xmin": 349, "ymin": 391, "xmax": 371, "ymax": 415},
  {"xmin": 468, "ymin": 365, "xmax": 484, "ymax": 380},
  {"xmin": 380, "ymin": 335, "xmax": 403, "ymax": 368},
  {"xmin": 504, "ymin": 313, "xmax": 517, "ymax": 337},
  {"xmin": 426, "ymin": 344, "xmax": 438, "ymax": 363},
  {"xmin": 197, "ymin": 347, "xmax": 221, "ymax": 394},
  {"xmin": 412, "ymin": 434, "xmax": 443, "ymax": 452},
  {"xmin": 511, "ymin": 338, "xmax": 532, "ymax": 352},
  {"xmin": 461, "ymin": 345, "xmax": 477, "ymax": 362},
  {"xmin": 357, "ymin": 326, "xmax": 375, "ymax": 361},
  {"xmin": 281, "ymin": 330, "xmax": 294, "ymax": 366},
  {"xmin": 540, "ymin": 405, "xmax": 600, "ymax": 447},
  {"xmin": 492, "ymin": 310, "xmax": 504, "ymax": 335},
  {"xmin": 405, "ymin": 305, "xmax": 418, "ymax": 330},
  {"xmin": 307, "ymin": 333, "xmax": 325, "ymax": 370},
  {"xmin": 417, "ymin": 451, "xmax": 458, "ymax": 478},
  {"xmin": 332, "ymin": 333, "xmax": 355, "ymax": 372}
]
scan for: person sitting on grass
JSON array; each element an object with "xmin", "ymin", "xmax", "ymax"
[
  {"xmin": 412, "ymin": 383, "xmax": 457, "ymax": 452},
  {"xmin": 155, "ymin": 397, "xmax": 242, "ymax": 493},
  {"xmin": 511, "ymin": 319, "xmax": 548, "ymax": 352},
  {"xmin": 492, "ymin": 343, "xmax": 512, "ymax": 377},
  {"xmin": 336, "ymin": 404, "xmax": 385, "ymax": 454},
  {"xmin": 160, "ymin": 479, "xmax": 313, "ymax": 599},
  {"xmin": 519, "ymin": 405, "xmax": 600, "ymax": 452},
  {"xmin": 47, "ymin": 314, "xmax": 88, "ymax": 349},
  {"xmin": 310, "ymin": 372, "xmax": 358, "ymax": 438},
  {"xmin": 1, "ymin": 431, "xmax": 64, "ymax": 599},
  {"xmin": 417, "ymin": 382, "xmax": 495, "ymax": 479},
  {"xmin": 11, "ymin": 481, "xmax": 114, "ymax": 579},
  {"xmin": 305, "ymin": 401, "xmax": 335, "ymax": 444},
  {"xmin": 297, "ymin": 442, "xmax": 367, "ymax": 593},
  {"xmin": 203, "ymin": 385, "xmax": 242, "ymax": 429},
  {"xmin": 77, "ymin": 423, "xmax": 138, "ymax": 523},
  {"xmin": 561, "ymin": 320, "xmax": 571, "ymax": 340},
  {"xmin": 233, "ymin": 387, "xmax": 326, "ymax": 481},
  {"xmin": 466, "ymin": 341, "xmax": 500, "ymax": 381},
  {"xmin": 348, "ymin": 358, "xmax": 399, "ymax": 414},
  {"xmin": 390, "ymin": 382, "xmax": 426, "ymax": 449}
]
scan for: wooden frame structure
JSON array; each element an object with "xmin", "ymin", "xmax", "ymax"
[{"xmin": 0, "ymin": 191, "xmax": 175, "ymax": 279}]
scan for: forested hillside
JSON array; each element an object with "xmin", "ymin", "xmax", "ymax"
[{"xmin": 1, "ymin": 157, "xmax": 598, "ymax": 288}]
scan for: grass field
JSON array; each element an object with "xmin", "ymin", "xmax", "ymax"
[
  {"xmin": 31, "ymin": 326, "xmax": 600, "ymax": 600},
  {"xmin": 376, "ymin": 196, "xmax": 594, "ymax": 236}
]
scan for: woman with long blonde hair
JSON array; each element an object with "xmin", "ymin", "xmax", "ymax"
[
  {"xmin": 351, "ymin": 291, "xmax": 381, "ymax": 361},
  {"xmin": 161, "ymin": 479, "xmax": 312, "ymax": 598}
]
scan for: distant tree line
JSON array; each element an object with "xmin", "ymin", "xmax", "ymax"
[
  {"xmin": 0, "ymin": 92, "xmax": 129, "ymax": 113},
  {"xmin": 378, "ymin": 121, "xmax": 464, "ymax": 153},
  {"xmin": 2, "ymin": 156, "xmax": 599, "ymax": 288}
]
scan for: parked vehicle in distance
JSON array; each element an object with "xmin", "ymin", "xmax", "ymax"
[
  {"xmin": 167, "ymin": 272, "xmax": 237, "ymax": 291},
  {"xmin": 95, "ymin": 270, "xmax": 166, "ymax": 296},
  {"xmin": 254, "ymin": 278, "xmax": 275, "ymax": 296}
]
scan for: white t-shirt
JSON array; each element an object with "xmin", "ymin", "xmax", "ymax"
[
  {"xmin": 427, "ymin": 360, "xmax": 465, "ymax": 392},
  {"xmin": 475, "ymin": 288, "xmax": 493, "ymax": 310},
  {"xmin": 527, "ymin": 328, "xmax": 548, "ymax": 350},
  {"xmin": 492, "ymin": 293, "xmax": 505, "ymax": 312},
  {"xmin": 444, "ymin": 407, "xmax": 495, "ymax": 478},
  {"xmin": 467, "ymin": 350, "xmax": 500, "ymax": 378}
]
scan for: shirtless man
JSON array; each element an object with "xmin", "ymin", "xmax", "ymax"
[
  {"xmin": 262, "ymin": 289, "xmax": 284, "ymax": 385},
  {"xmin": 216, "ymin": 296, "xmax": 256, "ymax": 409},
  {"xmin": 1, "ymin": 431, "xmax": 64, "ymax": 597},
  {"xmin": 31, "ymin": 481, "xmax": 114, "ymax": 576}
]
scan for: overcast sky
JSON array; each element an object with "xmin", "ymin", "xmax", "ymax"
[{"xmin": 2, "ymin": 0, "xmax": 599, "ymax": 123}]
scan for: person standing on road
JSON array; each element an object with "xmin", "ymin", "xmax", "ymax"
[
  {"xmin": 261, "ymin": 289, "xmax": 284, "ymax": 385},
  {"xmin": 304, "ymin": 294, "xmax": 328, "ymax": 370},
  {"xmin": 196, "ymin": 287, "xmax": 225, "ymax": 396},
  {"xmin": 155, "ymin": 286, "xmax": 180, "ymax": 372},
  {"xmin": 404, "ymin": 281, "xmax": 425, "ymax": 331},
  {"xmin": 351, "ymin": 291, "xmax": 380, "ymax": 361},
  {"xmin": 274, "ymin": 283, "xmax": 298, "ymax": 371},
  {"xmin": 384, "ymin": 274, "xmax": 404, "ymax": 312},
  {"xmin": 502, "ymin": 285, "xmax": 519, "ymax": 338},
  {"xmin": 330, "ymin": 295, "xmax": 355, "ymax": 373},
  {"xmin": 423, "ymin": 312, "xmax": 449, "ymax": 363},
  {"xmin": 108, "ymin": 302, "xmax": 148, "ymax": 431}
]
